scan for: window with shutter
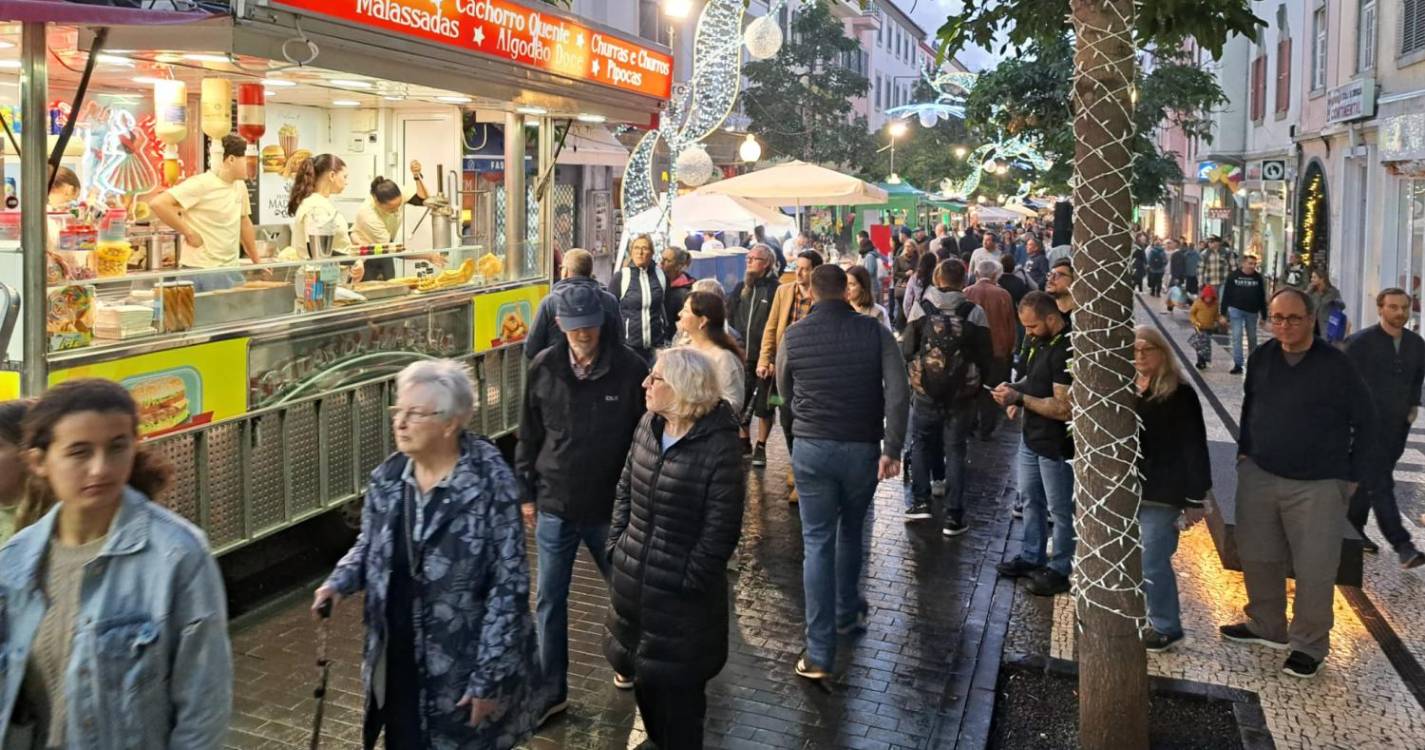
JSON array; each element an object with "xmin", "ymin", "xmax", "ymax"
[
  {"xmin": 1312, "ymin": 7, "xmax": 1328, "ymax": 90},
  {"xmin": 1276, "ymin": 38, "xmax": 1292, "ymax": 113},
  {"xmin": 1357, "ymin": 0, "xmax": 1376, "ymax": 71},
  {"xmin": 1251, "ymin": 54, "xmax": 1267, "ymax": 121},
  {"xmin": 1405, "ymin": 0, "xmax": 1425, "ymax": 56}
]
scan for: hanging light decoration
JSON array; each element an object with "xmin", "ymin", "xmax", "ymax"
[
  {"xmin": 918, "ymin": 109, "xmax": 939, "ymax": 129},
  {"xmin": 675, "ymin": 144, "xmax": 714, "ymax": 186},
  {"xmin": 738, "ymin": 133, "xmax": 762, "ymax": 164},
  {"xmin": 744, "ymin": 14, "xmax": 784, "ymax": 60}
]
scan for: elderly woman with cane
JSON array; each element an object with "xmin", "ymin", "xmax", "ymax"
[{"xmin": 314, "ymin": 360, "xmax": 540, "ymax": 750}]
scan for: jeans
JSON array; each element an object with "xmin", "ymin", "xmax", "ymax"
[
  {"xmin": 1348, "ymin": 420, "xmax": 1417, "ymax": 555},
  {"xmin": 1227, "ymin": 307, "xmax": 1258, "ymax": 368},
  {"xmin": 1016, "ymin": 439, "xmax": 1076, "ymax": 576},
  {"xmin": 535, "ymin": 511, "xmax": 612, "ymax": 704},
  {"xmin": 1147, "ymin": 272, "xmax": 1163, "ymax": 296},
  {"xmin": 909, "ymin": 405, "xmax": 970, "ymax": 521},
  {"xmin": 902, "ymin": 403, "xmax": 945, "ymax": 509},
  {"xmin": 793, "ymin": 438, "xmax": 880, "ymax": 667},
  {"xmin": 1139, "ymin": 504, "xmax": 1184, "ymax": 638}
]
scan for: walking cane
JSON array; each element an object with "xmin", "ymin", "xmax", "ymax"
[{"xmin": 309, "ymin": 599, "xmax": 334, "ymax": 750}]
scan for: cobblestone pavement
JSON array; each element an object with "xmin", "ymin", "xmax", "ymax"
[
  {"xmin": 226, "ymin": 419, "xmax": 1022, "ymax": 749},
  {"xmin": 1005, "ymin": 296, "xmax": 1425, "ymax": 750}
]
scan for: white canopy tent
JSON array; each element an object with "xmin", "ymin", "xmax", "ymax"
[
  {"xmin": 693, "ymin": 160, "xmax": 889, "ymax": 207},
  {"xmin": 625, "ymin": 193, "xmax": 797, "ymax": 239}
]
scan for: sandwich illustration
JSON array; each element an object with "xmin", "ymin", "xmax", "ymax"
[
  {"xmin": 261, "ymin": 144, "xmax": 286, "ymax": 173},
  {"xmin": 130, "ymin": 374, "xmax": 191, "ymax": 435}
]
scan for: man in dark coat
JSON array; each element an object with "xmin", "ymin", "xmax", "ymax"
[
  {"xmin": 1345, "ymin": 288, "xmax": 1425, "ymax": 568},
  {"xmin": 727, "ymin": 244, "xmax": 781, "ymax": 461},
  {"xmin": 525, "ymin": 248, "xmax": 619, "ymax": 359},
  {"xmin": 517, "ymin": 284, "xmax": 648, "ymax": 723}
]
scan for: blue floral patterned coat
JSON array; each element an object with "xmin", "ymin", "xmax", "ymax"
[{"xmin": 325, "ymin": 432, "xmax": 540, "ymax": 750}]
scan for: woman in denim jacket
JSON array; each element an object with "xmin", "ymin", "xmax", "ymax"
[
  {"xmin": 0, "ymin": 379, "xmax": 232, "ymax": 749},
  {"xmin": 314, "ymin": 360, "xmax": 539, "ymax": 750}
]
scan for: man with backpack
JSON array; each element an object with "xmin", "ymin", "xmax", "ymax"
[
  {"xmin": 900, "ymin": 258, "xmax": 993, "ymax": 535},
  {"xmin": 992, "ymin": 291, "xmax": 1076, "ymax": 596},
  {"xmin": 1146, "ymin": 240, "xmax": 1168, "ymax": 296}
]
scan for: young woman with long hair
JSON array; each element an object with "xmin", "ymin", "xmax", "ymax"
[
  {"xmin": 0, "ymin": 399, "xmax": 30, "ymax": 545},
  {"xmin": 0, "ymin": 379, "xmax": 231, "ymax": 748},
  {"xmin": 846, "ymin": 264, "xmax": 891, "ymax": 329},
  {"xmin": 678, "ymin": 290, "xmax": 746, "ymax": 413},
  {"xmin": 288, "ymin": 153, "xmax": 364, "ymax": 282}
]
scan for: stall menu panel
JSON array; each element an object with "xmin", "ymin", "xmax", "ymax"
[
  {"xmin": 474, "ymin": 283, "xmax": 545, "ymax": 352},
  {"xmin": 49, "ymin": 339, "xmax": 250, "ymax": 438},
  {"xmin": 274, "ymin": 0, "xmax": 673, "ymax": 100}
]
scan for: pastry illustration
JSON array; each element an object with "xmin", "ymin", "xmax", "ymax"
[{"xmin": 282, "ymin": 148, "xmax": 312, "ymax": 179}]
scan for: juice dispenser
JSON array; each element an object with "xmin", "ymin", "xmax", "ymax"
[
  {"xmin": 152, "ymin": 80, "xmax": 188, "ymax": 187},
  {"xmin": 200, "ymin": 78, "xmax": 232, "ymax": 162},
  {"xmin": 237, "ymin": 84, "xmax": 265, "ymax": 179}
]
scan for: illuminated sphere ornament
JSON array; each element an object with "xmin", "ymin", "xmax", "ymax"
[
  {"xmin": 676, "ymin": 144, "xmax": 714, "ymax": 186},
  {"xmin": 918, "ymin": 110, "xmax": 939, "ymax": 128},
  {"xmin": 738, "ymin": 133, "xmax": 762, "ymax": 164},
  {"xmin": 744, "ymin": 15, "xmax": 784, "ymax": 61}
]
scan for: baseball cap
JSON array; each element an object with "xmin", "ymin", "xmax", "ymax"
[{"xmin": 555, "ymin": 284, "xmax": 605, "ymax": 331}]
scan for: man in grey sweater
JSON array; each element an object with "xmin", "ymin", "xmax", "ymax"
[{"xmin": 777, "ymin": 264, "xmax": 909, "ymax": 682}]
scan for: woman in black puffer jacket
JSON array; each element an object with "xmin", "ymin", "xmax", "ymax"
[{"xmin": 605, "ymin": 347, "xmax": 745, "ymax": 750}]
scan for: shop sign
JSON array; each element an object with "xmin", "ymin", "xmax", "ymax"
[
  {"xmin": 473, "ymin": 283, "xmax": 547, "ymax": 352},
  {"xmin": 1207, "ymin": 207, "xmax": 1233, "ymax": 220},
  {"xmin": 1246, "ymin": 161, "xmax": 1262, "ymax": 181},
  {"xmin": 274, "ymin": 0, "xmax": 674, "ymax": 100},
  {"xmin": 1326, "ymin": 78, "xmax": 1376, "ymax": 124},
  {"xmin": 49, "ymin": 339, "xmax": 250, "ymax": 438}
]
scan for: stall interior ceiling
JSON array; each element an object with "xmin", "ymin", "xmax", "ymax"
[{"xmin": 0, "ymin": 25, "xmax": 514, "ymax": 113}]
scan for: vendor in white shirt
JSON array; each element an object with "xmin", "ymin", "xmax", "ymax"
[
  {"xmin": 287, "ymin": 153, "xmax": 363, "ymax": 283},
  {"xmin": 149, "ymin": 134, "xmax": 261, "ymax": 292},
  {"xmin": 351, "ymin": 160, "xmax": 430, "ymax": 281}
]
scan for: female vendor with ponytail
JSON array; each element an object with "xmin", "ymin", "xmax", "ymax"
[{"xmin": 288, "ymin": 153, "xmax": 363, "ymax": 282}]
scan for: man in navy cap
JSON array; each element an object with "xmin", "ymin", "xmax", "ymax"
[{"xmin": 517, "ymin": 282, "xmax": 648, "ymax": 724}]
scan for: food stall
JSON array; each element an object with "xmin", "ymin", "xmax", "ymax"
[{"xmin": 1, "ymin": 1, "xmax": 671, "ymax": 554}]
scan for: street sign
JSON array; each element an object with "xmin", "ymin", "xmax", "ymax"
[
  {"xmin": 1261, "ymin": 160, "xmax": 1286, "ymax": 181},
  {"xmin": 1207, "ymin": 207, "xmax": 1233, "ymax": 220}
]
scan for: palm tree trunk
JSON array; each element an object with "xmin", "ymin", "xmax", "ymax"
[{"xmin": 1068, "ymin": 0, "xmax": 1150, "ymax": 746}]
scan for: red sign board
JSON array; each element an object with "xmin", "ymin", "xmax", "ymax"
[{"xmin": 274, "ymin": 0, "xmax": 673, "ymax": 100}]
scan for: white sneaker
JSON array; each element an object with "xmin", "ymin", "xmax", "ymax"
[{"xmin": 932, "ymin": 480, "xmax": 946, "ymax": 497}]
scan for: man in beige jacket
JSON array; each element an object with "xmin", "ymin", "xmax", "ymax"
[{"xmin": 756, "ymin": 249, "xmax": 824, "ymax": 502}]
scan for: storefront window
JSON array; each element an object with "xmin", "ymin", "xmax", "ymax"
[{"xmin": 1399, "ymin": 179, "xmax": 1425, "ymax": 329}]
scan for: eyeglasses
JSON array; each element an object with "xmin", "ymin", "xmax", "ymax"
[
  {"xmin": 1047, "ymin": 270, "xmax": 1071, "ymax": 280},
  {"xmin": 1268, "ymin": 314, "xmax": 1308, "ymax": 327},
  {"xmin": 1133, "ymin": 344, "xmax": 1160, "ymax": 355},
  {"xmin": 388, "ymin": 407, "xmax": 443, "ymax": 422},
  {"xmin": 646, "ymin": 373, "xmax": 666, "ymax": 386}
]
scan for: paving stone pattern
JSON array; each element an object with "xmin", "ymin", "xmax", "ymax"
[
  {"xmin": 1034, "ymin": 297, "xmax": 1425, "ymax": 750},
  {"xmin": 226, "ymin": 422, "xmax": 1021, "ymax": 749}
]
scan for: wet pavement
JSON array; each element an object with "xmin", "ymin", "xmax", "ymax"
[{"xmin": 225, "ymin": 418, "xmax": 1022, "ymax": 749}]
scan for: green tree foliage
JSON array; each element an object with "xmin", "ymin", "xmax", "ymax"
[
  {"xmin": 743, "ymin": 3, "xmax": 876, "ymax": 170},
  {"xmin": 963, "ymin": 34, "xmax": 1229, "ymax": 206}
]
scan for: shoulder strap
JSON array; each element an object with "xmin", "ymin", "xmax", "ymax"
[
  {"xmin": 955, "ymin": 300, "xmax": 976, "ymax": 319},
  {"xmin": 619, "ymin": 270, "xmax": 630, "ymax": 297},
  {"xmin": 919, "ymin": 298, "xmax": 940, "ymax": 319}
]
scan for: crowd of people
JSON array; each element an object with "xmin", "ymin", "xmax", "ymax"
[{"xmin": 0, "ymin": 215, "xmax": 1421, "ymax": 749}]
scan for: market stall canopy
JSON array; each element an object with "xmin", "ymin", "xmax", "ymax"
[
  {"xmin": 974, "ymin": 206, "xmax": 1028, "ymax": 224},
  {"xmin": 626, "ymin": 193, "xmax": 796, "ymax": 238},
  {"xmin": 1003, "ymin": 203, "xmax": 1039, "ymax": 218},
  {"xmin": 694, "ymin": 160, "xmax": 888, "ymax": 206}
]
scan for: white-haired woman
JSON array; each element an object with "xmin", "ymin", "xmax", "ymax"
[
  {"xmin": 605, "ymin": 347, "xmax": 745, "ymax": 749},
  {"xmin": 314, "ymin": 360, "xmax": 539, "ymax": 750},
  {"xmin": 1134, "ymin": 325, "xmax": 1212, "ymax": 654}
]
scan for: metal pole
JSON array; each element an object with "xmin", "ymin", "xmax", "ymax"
[
  {"xmin": 537, "ymin": 116, "xmax": 554, "ymax": 280},
  {"xmin": 20, "ymin": 23, "xmax": 47, "ymax": 396},
  {"xmin": 503, "ymin": 111, "xmax": 526, "ymax": 280}
]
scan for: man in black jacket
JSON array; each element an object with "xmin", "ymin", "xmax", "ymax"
[
  {"xmin": 524, "ymin": 248, "xmax": 620, "ymax": 359},
  {"xmin": 727, "ymin": 244, "xmax": 780, "ymax": 462},
  {"xmin": 517, "ymin": 284, "xmax": 648, "ymax": 722},
  {"xmin": 778, "ymin": 264, "xmax": 909, "ymax": 682},
  {"xmin": 1344, "ymin": 288, "xmax": 1425, "ymax": 568},
  {"xmin": 1222, "ymin": 288, "xmax": 1376, "ymax": 679},
  {"xmin": 1220, "ymin": 253, "xmax": 1268, "ymax": 374}
]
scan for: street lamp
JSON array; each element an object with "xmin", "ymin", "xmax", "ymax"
[
  {"xmin": 664, "ymin": 0, "xmax": 693, "ymax": 19},
  {"xmin": 954, "ymin": 146, "xmax": 968, "ymax": 159},
  {"xmin": 739, "ymin": 133, "xmax": 762, "ymax": 164},
  {"xmin": 883, "ymin": 119, "xmax": 908, "ymax": 184}
]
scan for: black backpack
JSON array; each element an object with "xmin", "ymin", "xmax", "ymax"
[{"xmin": 909, "ymin": 299, "xmax": 981, "ymax": 403}]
